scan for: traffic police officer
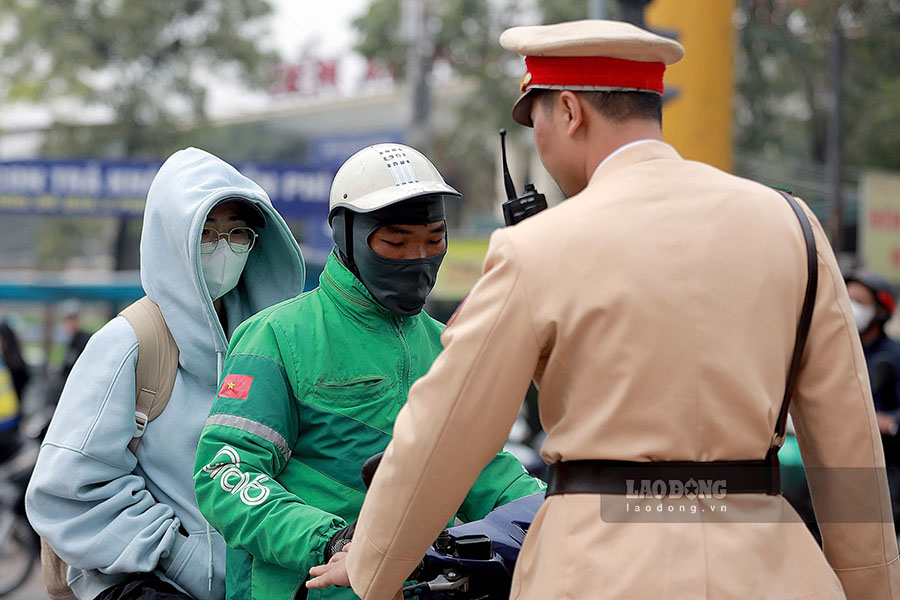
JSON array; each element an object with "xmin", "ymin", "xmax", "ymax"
[{"xmin": 308, "ymin": 20, "xmax": 900, "ymax": 599}]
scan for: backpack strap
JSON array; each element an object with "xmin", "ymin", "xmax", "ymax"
[
  {"xmin": 767, "ymin": 190, "xmax": 818, "ymax": 464},
  {"xmin": 40, "ymin": 539, "xmax": 77, "ymax": 600},
  {"xmin": 119, "ymin": 297, "xmax": 179, "ymax": 454},
  {"xmin": 38, "ymin": 298, "xmax": 179, "ymax": 598}
]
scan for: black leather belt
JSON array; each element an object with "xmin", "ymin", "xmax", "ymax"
[{"xmin": 546, "ymin": 457, "xmax": 781, "ymax": 497}]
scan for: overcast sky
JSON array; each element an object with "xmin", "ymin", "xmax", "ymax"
[
  {"xmin": 266, "ymin": 0, "xmax": 371, "ymax": 59},
  {"xmin": 202, "ymin": 0, "xmax": 375, "ymax": 116},
  {"xmin": 0, "ymin": 0, "xmax": 374, "ymax": 133}
]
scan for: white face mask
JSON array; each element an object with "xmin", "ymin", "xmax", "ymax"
[
  {"xmin": 850, "ymin": 300, "xmax": 876, "ymax": 333},
  {"xmin": 201, "ymin": 242, "xmax": 249, "ymax": 300}
]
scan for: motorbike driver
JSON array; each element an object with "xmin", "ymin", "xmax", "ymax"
[{"xmin": 193, "ymin": 143, "xmax": 545, "ymax": 600}]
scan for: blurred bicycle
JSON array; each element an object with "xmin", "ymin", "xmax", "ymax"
[{"xmin": 0, "ymin": 435, "xmax": 40, "ymax": 597}]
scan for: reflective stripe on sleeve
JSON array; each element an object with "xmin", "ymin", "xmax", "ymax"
[{"xmin": 205, "ymin": 414, "xmax": 292, "ymax": 462}]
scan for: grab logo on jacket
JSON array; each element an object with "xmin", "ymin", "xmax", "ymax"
[{"xmin": 202, "ymin": 445, "xmax": 271, "ymax": 506}]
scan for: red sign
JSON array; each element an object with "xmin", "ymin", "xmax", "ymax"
[
  {"xmin": 219, "ymin": 374, "xmax": 254, "ymax": 400},
  {"xmin": 269, "ymin": 59, "xmax": 339, "ymax": 97},
  {"xmin": 870, "ymin": 209, "xmax": 900, "ymax": 231}
]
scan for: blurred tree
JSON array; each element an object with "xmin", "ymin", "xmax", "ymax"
[
  {"xmin": 0, "ymin": 0, "xmax": 278, "ymax": 270},
  {"xmin": 542, "ymin": 1, "xmax": 594, "ymax": 23},
  {"xmin": 0, "ymin": 0, "xmax": 278, "ymax": 158},
  {"xmin": 353, "ymin": 0, "xmax": 591, "ymax": 218},
  {"xmin": 735, "ymin": 0, "xmax": 900, "ymax": 170},
  {"xmin": 35, "ymin": 217, "xmax": 108, "ymax": 271}
]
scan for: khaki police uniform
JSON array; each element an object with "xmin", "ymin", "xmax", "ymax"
[{"xmin": 344, "ymin": 20, "xmax": 900, "ymax": 600}]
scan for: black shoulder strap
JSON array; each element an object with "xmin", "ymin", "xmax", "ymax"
[{"xmin": 768, "ymin": 190, "xmax": 818, "ymax": 462}]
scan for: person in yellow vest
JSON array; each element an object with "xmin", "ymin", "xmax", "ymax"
[
  {"xmin": 306, "ymin": 19, "xmax": 900, "ymax": 600},
  {"xmin": 0, "ymin": 356, "xmax": 20, "ymax": 464}
]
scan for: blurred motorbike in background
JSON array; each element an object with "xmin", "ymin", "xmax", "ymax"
[{"xmin": 0, "ymin": 407, "xmax": 52, "ymax": 597}]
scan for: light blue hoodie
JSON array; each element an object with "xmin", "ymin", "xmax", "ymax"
[{"xmin": 26, "ymin": 148, "xmax": 305, "ymax": 600}]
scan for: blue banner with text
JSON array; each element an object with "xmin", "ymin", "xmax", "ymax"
[{"xmin": 0, "ymin": 158, "xmax": 336, "ymax": 220}]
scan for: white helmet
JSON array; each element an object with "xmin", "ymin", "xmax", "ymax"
[{"xmin": 329, "ymin": 144, "xmax": 460, "ymax": 220}]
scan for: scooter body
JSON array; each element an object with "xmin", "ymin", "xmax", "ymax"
[{"xmin": 402, "ymin": 492, "xmax": 543, "ymax": 599}]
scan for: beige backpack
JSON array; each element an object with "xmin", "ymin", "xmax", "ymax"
[{"xmin": 41, "ymin": 296, "xmax": 180, "ymax": 600}]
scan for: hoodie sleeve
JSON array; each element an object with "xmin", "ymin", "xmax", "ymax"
[
  {"xmin": 193, "ymin": 319, "xmax": 346, "ymax": 577},
  {"xmin": 25, "ymin": 317, "xmax": 183, "ymax": 574}
]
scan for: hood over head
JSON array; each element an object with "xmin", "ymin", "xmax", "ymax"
[{"xmin": 140, "ymin": 147, "xmax": 305, "ymax": 385}]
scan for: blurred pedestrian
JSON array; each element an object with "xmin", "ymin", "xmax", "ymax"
[
  {"xmin": 58, "ymin": 300, "xmax": 92, "ymax": 380},
  {"xmin": 308, "ymin": 19, "xmax": 899, "ymax": 600},
  {"xmin": 0, "ymin": 355, "xmax": 20, "ymax": 464},
  {"xmin": 0, "ymin": 319, "xmax": 30, "ymax": 402},
  {"xmin": 846, "ymin": 269, "xmax": 900, "ymax": 530},
  {"xmin": 26, "ymin": 148, "xmax": 306, "ymax": 600}
]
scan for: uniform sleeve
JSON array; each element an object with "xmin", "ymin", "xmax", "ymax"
[
  {"xmin": 193, "ymin": 320, "xmax": 346, "ymax": 576},
  {"xmin": 25, "ymin": 317, "xmax": 183, "ymax": 575},
  {"xmin": 790, "ymin": 206, "xmax": 900, "ymax": 598},
  {"xmin": 346, "ymin": 230, "xmax": 543, "ymax": 600},
  {"xmin": 455, "ymin": 451, "xmax": 545, "ymax": 523}
]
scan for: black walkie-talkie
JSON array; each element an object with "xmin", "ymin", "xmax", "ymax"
[{"xmin": 500, "ymin": 129, "xmax": 547, "ymax": 226}]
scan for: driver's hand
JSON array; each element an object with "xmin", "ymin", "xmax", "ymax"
[
  {"xmin": 307, "ymin": 544, "xmax": 351, "ymax": 589},
  {"xmin": 307, "ymin": 544, "xmax": 403, "ymax": 599}
]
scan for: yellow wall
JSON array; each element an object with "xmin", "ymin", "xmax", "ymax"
[
  {"xmin": 432, "ymin": 238, "xmax": 490, "ymax": 300},
  {"xmin": 646, "ymin": 0, "xmax": 736, "ymax": 172}
]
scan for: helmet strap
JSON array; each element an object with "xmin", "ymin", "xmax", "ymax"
[{"xmin": 342, "ymin": 210, "xmax": 361, "ymax": 278}]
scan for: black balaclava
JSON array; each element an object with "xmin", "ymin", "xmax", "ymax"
[{"xmin": 331, "ymin": 195, "xmax": 446, "ymax": 317}]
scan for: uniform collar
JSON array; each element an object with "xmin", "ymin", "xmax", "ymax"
[
  {"xmin": 589, "ymin": 139, "xmax": 682, "ymax": 184},
  {"xmin": 319, "ymin": 250, "xmax": 416, "ymax": 329}
]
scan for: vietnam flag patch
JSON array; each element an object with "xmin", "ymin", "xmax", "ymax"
[{"xmin": 219, "ymin": 374, "xmax": 253, "ymax": 400}]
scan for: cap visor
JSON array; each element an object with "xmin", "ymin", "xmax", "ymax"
[
  {"xmin": 245, "ymin": 202, "xmax": 267, "ymax": 228},
  {"xmin": 215, "ymin": 197, "xmax": 267, "ymax": 228},
  {"xmin": 512, "ymin": 91, "xmax": 535, "ymax": 127}
]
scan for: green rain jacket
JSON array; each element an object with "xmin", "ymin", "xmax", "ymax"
[{"xmin": 193, "ymin": 252, "xmax": 544, "ymax": 600}]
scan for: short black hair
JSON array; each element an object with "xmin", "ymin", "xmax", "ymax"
[{"xmin": 535, "ymin": 89, "xmax": 662, "ymax": 124}]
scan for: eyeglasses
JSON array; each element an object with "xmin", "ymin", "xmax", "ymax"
[{"xmin": 200, "ymin": 227, "xmax": 258, "ymax": 255}]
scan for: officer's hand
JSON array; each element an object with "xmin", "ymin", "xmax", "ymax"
[
  {"xmin": 307, "ymin": 544, "xmax": 351, "ymax": 590},
  {"xmin": 323, "ymin": 522, "xmax": 356, "ymax": 563}
]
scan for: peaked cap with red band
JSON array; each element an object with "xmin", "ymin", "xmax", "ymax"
[{"xmin": 499, "ymin": 19, "xmax": 685, "ymax": 127}]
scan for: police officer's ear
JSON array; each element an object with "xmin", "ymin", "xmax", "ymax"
[{"xmin": 559, "ymin": 90, "xmax": 585, "ymax": 138}]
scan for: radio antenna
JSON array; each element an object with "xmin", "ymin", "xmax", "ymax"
[{"xmin": 500, "ymin": 129, "xmax": 518, "ymax": 201}]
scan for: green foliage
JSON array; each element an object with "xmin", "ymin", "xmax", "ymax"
[
  {"xmin": 35, "ymin": 217, "xmax": 107, "ymax": 271},
  {"xmin": 734, "ymin": 0, "xmax": 900, "ymax": 171},
  {"xmin": 0, "ymin": 0, "xmax": 278, "ymax": 157},
  {"xmin": 539, "ymin": 0, "xmax": 591, "ymax": 23},
  {"xmin": 352, "ymin": 0, "xmax": 588, "ymax": 215},
  {"xmin": 353, "ymin": 0, "xmax": 407, "ymax": 78},
  {"xmin": 840, "ymin": 1, "xmax": 900, "ymax": 170}
]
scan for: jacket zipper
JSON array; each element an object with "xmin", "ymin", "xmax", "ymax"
[
  {"xmin": 323, "ymin": 270, "xmax": 373, "ymax": 310},
  {"xmin": 323, "ymin": 268, "xmax": 411, "ymax": 394},
  {"xmin": 394, "ymin": 316, "xmax": 410, "ymax": 394}
]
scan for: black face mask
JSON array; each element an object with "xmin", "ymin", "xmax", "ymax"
[{"xmin": 331, "ymin": 197, "xmax": 446, "ymax": 317}]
